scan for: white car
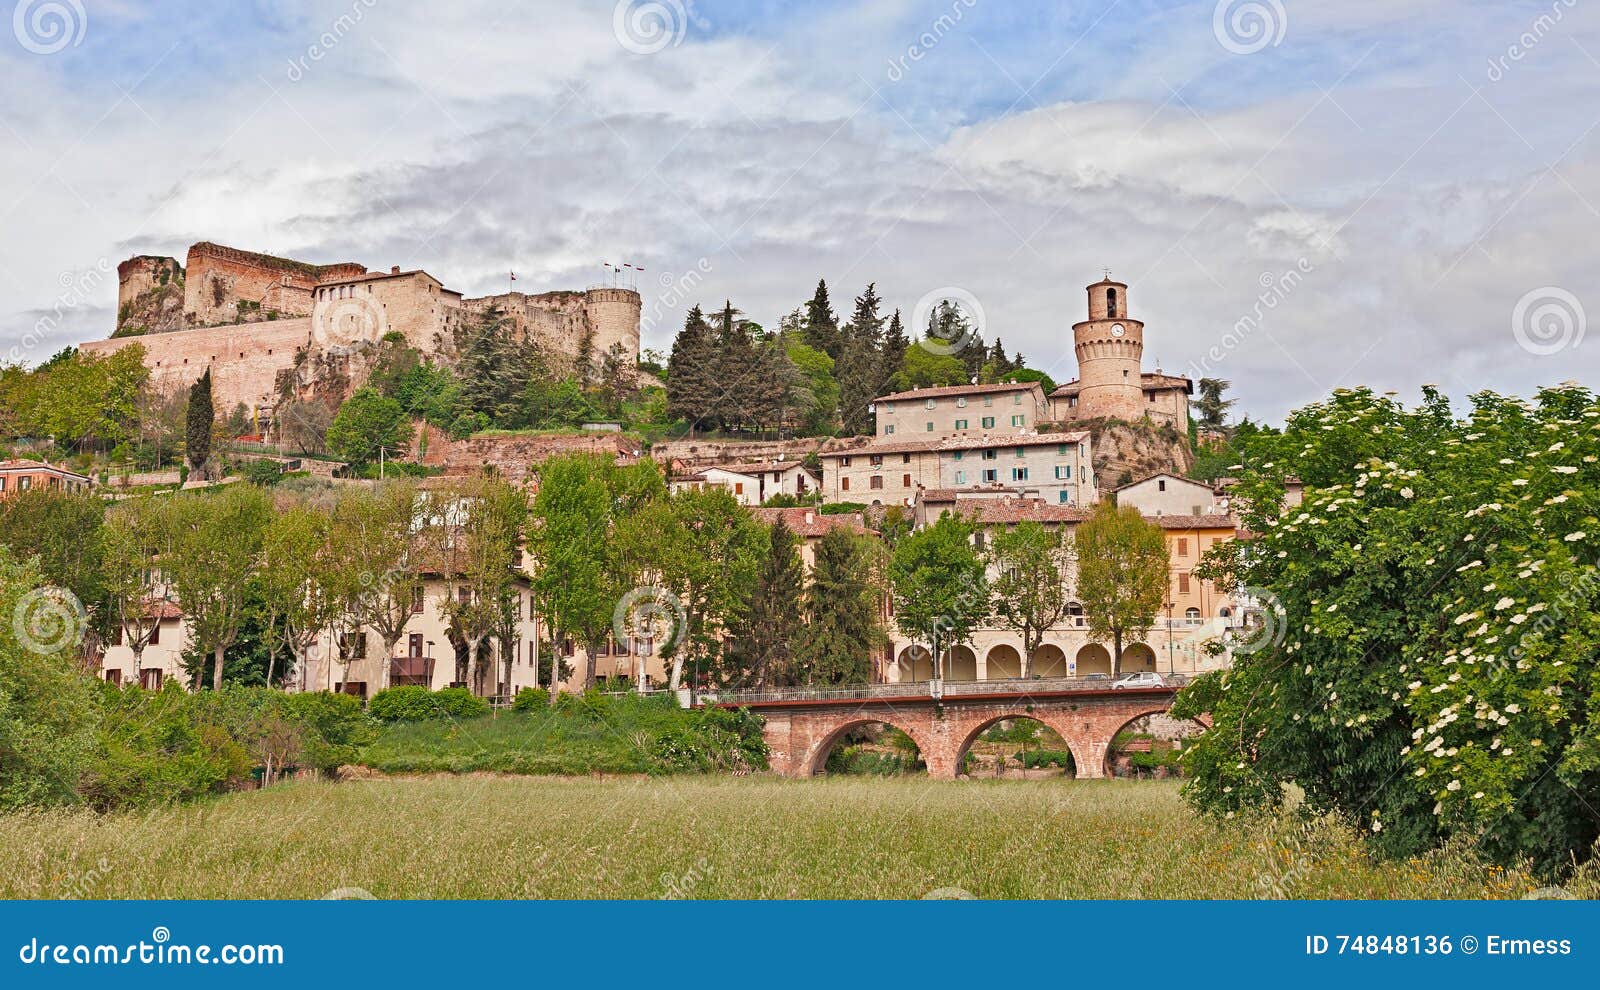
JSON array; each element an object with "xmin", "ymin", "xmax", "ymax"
[{"xmin": 1111, "ymin": 671, "xmax": 1167, "ymax": 690}]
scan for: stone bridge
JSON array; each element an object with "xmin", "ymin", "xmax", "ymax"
[{"xmin": 712, "ymin": 677, "xmax": 1195, "ymax": 779}]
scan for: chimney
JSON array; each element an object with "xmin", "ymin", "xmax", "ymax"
[
  {"xmin": 804, "ymin": 511, "xmax": 815, "ymax": 526},
  {"xmin": 391, "ymin": 265, "xmax": 401, "ymax": 274}
]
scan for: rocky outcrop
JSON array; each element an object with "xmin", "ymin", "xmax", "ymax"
[
  {"xmin": 114, "ymin": 278, "xmax": 186, "ymax": 336},
  {"xmin": 1053, "ymin": 417, "xmax": 1192, "ymax": 494}
]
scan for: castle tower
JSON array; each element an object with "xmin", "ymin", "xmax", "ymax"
[
  {"xmin": 583, "ymin": 287, "xmax": 642, "ymax": 365},
  {"xmin": 1072, "ymin": 277, "xmax": 1144, "ymax": 421}
]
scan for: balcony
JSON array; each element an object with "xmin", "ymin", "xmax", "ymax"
[{"xmin": 389, "ymin": 656, "xmax": 436, "ymax": 685}]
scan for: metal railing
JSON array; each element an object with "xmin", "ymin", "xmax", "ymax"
[{"xmin": 711, "ymin": 673, "xmax": 1189, "ymax": 706}]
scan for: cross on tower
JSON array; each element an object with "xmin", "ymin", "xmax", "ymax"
[{"xmin": 1102, "ymin": 267, "xmax": 1112, "ymax": 281}]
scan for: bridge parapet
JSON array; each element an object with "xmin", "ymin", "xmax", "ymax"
[{"xmin": 712, "ymin": 674, "xmax": 1190, "ymax": 708}]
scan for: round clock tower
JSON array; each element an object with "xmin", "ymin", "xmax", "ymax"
[{"xmin": 1072, "ymin": 277, "xmax": 1145, "ymax": 421}]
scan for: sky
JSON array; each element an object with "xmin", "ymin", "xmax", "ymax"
[{"xmin": 1, "ymin": 0, "xmax": 1598, "ymax": 424}]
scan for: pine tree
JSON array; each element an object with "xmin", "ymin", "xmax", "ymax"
[
  {"xmin": 666, "ymin": 305, "xmax": 718, "ymax": 435},
  {"xmin": 711, "ymin": 300, "xmax": 758, "ymax": 433},
  {"xmin": 878, "ymin": 308, "xmax": 909, "ymax": 396},
  {"xmin": 836, "ymin": 284, "xmax": 886, "ymax": 436},
  {"xmin": 797, "ymin": 528, "xmax": 881, "ymax": 685},
  {"xmin": 723, "ymin": 516, "xmax": 805, "ymax": 688},
  {"xmin": 454, "ymin": 305, "xmax": 531, "ymax": 425},
  {"xmin": 803, "ymin": 279, "xmax": 841, "ymax": 361},
  {"xmin": 185, "ymin": 368, "xmax": 213, "ymax": 477}
]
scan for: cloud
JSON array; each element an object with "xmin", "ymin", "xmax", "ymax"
[{"xmin": 1, "ymin": 0, "xmax": 1598, "ymax": 425}]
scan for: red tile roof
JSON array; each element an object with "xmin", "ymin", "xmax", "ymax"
[
  {"xmin": 817, "ymin": 431, "xmax": 1089, "ymax": 459},
  {"xmin": 1049, "ymin": 372, "xmax": 1192, "ymax": 397},
  {"xmin": 931, "ymin": 498, "xmax": 1094, "ymax": 525},
  {"xmin": 751, "ymin": 506, "xmax": 873, "ymax": 538},
  {"xmin": 1149, "ymin": 514, "xmax": 1237, "ymax": 530},
  {"xmin": 875, "ymin": 381, "xmax": 1044, "ymax": 403}
]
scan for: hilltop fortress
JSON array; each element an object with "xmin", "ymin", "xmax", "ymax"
[{"xmin": 83, "ymin": 241, "xmax": 641, "ymax": 423}]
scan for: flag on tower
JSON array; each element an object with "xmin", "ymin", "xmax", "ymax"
[{"xmin": 509, "ymin": 271, "xmax": 517, "ymax": 281}]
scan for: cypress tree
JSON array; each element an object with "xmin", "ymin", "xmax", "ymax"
[
  {"xmin": 185, "ymin": 368, "xmax": 213, "ymax": 476},
  {"xmin": 803, "ymin": 279, "xmax": 840, "ymax": 361},
  {"xmin": 878, "ymin": 308, "xmax": 909, "ymax": 396},
  {"xmin": 710, "ymin": 300, "xmax": 756, "ymax": 432},
  {"xmin": 797, "ymin": 528, "xmax": 879, "ymax": 685},
  {"xmin": 723, "ymin": 515, "xmax": 805, "ymax": 688},
  {"xmin": 836, "ymin": 284, "xmax": 886, "ymax": 436},
  {"xmin": 666, "ymin": 305, "xmax": 718, "ymax": 435}
]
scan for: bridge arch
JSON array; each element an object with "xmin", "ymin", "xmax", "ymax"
[
  {"xmin": 953, "ymin": 709, "xmax": 1084, "ymax": 778},
  {"xmin": 801, "ymin": 716, "xmax": 934, "ymax": 777}
]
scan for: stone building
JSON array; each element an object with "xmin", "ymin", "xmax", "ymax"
[
  {"xmin": 817, "ymin": 430, "xmax": 1097, "ymax": 507},
  {"xmin": 1114, "ymin": 472, "xmax": 1223, "ymax": 517},
  {"xmin": 668, "ymin": 460, "xmax": 819, "ymax": 506},
  {"xmin": 885, "ymin": 494, "xmax": 1242, "ymax": 683},
  {"xmin": 1047, "ymin": 278, "xmax": 1192, "ymax": 430},
  {"xmin": 85, "ymin": 240, "xmax": 642, "ymax": 425},
  {"xmin": 873, "ymin": 381, "xmax": 1049, "ymax": 439}
]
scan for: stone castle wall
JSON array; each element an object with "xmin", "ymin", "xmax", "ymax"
[
  {"xmin": 82, "ymin": 318, "xmax": 311, "ymax": 414},
  {"xmin": 183, "ymin": 242, "xmax": 365, "ymax": 327}
]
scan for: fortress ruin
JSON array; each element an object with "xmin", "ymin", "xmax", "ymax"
[{"xmin": 84, "ymin": 241, "xmax": 642, "ymax": 425}]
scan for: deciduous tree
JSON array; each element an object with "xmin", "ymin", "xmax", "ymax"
[
  {"xmin": 988, "ymin": 520, "xmax": 1073, "ymax": 677},
  {"xmin": 1074, "ymin": 501, "xmax": 1169, "ymax": 677}
]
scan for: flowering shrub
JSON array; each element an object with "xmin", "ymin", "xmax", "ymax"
[{"xmin": 1176, "ymin": 385, "xmax": 1599, "ymax": 876}]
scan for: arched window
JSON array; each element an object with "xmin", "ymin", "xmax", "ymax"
[
  {"xmin": 1106, "ymin": 287, "xmax": 1118, "ymax": 316},
  {"xmin": 1184, "ymin": 607, "xmax": 1201, "ymax": 623}
]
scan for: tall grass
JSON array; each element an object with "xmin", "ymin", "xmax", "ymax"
[{"xmin": 3, "ymin": 777, "xmax": 1579, "ymax": 900}]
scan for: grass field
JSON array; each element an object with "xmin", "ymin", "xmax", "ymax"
[{"xmin": 1, "ymin": 776, "xmax": 1555, "ymax": 899}]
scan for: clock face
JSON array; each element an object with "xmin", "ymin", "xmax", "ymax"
[{"xmin": 1110, "ymin": 323, "xmax": 1126, "ymax": 338}]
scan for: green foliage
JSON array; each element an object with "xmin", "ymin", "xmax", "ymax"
[
  {"xmin": 510, "ymin": 687, "xmax": 550, "ymax": 711},
  {"xmin": 1074, "ymin": 501, "xmax": 1169, "ymax": 675},
  {"xmin": 1017, "ymin": 749, "xmax": 1074, "ymax": 770},
  {"xmin": 890, "ymin": 341, "xmax": 968, "ymax": 391},
  {"xmin": 797, "ymin": 528, "xmax": 884, "ymax": 685},
  {"xmin": 185, "ymin": 367, "xmax": 213, "ymax": 472},
  {"xmin": 988, "ymin": 520, "xmax": 1072, "ymax": 675},
  {"xmin": 0, "ymin": 552, "xmax": 99, "ymax": 811},
  {"xmin": 890, "ymin": 511, "xmax": 988, "ymax": 667},
  {"xmin": 327, "ymin": 387, "xmax": 412, "ymax": 466},
  {"xmin": 240, "ymin": 458, "xmax": 284, "ymax": 486},
  {"xmin": 0, "ymin": 487, "xmax": 108, "ymax": 639},
  {"xmin": 722, "ymin": 516, "xmax": 805, "ymax": 688},
  {"xmin": 1179, "ymin": 384, "xmax": 1600, "ymax": 877},
  {"xmin": 369, "ymin": 686, "xmax": 492, "ymax": 723},
  {"xmin": 360, "ymin": 692, "xmax": 767, "ymax": 775},
  {"xmin": 0, "ymin": 345, "xmax": 149, "ymax": 452}
]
